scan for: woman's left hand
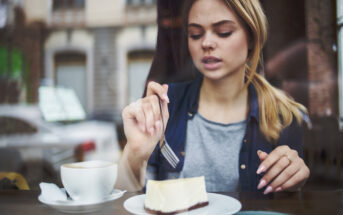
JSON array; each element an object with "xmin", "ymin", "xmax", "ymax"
[{"xmin": 256, "ymin": 145, "xmax": 310, "ymax": 194}]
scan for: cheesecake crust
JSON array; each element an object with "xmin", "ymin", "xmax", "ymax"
[{"xmin": 144, "ymin": 201, "xmax": 209, "ymax": 215}]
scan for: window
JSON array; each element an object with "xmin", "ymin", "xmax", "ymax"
[
  {"xmin": 338, "ymin": 0, "xmax": 343, "ymax": 130},
  {"xmin": 52, "ymin": 0, "xmax": 85, "ymax": 11},
  {"xmin": 127, "ymin": 50, "xmax": 154, "ymax": 103},
  {"xmin": 54, "ymin": 52, "xmax": 87, "ymax": 114},
  {"xmin": 127, "ymin": 0, "xmax": 156, "ymax": 6},
  {"xmin": 50, "ymin": 0, "xmax": 85, "ymax": 26},
  {"xmin": 0, "ymin": 1, "xmax": 7, "ymax": 28}
]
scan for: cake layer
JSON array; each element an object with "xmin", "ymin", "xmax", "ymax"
[
  {"xmin": 144, "ymin": 176, "xmax": 208, "ymax": 214},
  {"xmin": 144, "ymin": 201, "xmax": 209, "ymax": 215}
]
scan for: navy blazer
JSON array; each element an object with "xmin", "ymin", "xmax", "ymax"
[{"xmin": 148, "ymin": 75, "xmax": 304, "ymax": 192}]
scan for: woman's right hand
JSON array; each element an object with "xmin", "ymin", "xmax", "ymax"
[{"xmin": 122, "ymin": 81, "xmax": 170, "ymax": 161}]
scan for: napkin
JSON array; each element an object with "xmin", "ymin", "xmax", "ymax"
[{"xmin": 39, "ymin": 182, "xmax": 68, "ymax": 202}]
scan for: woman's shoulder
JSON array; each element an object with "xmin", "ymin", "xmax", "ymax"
[
  {"xmin": 167, "ymin": 77, "xmax": 202, "ymax": 99},
  {"xmin": 166, "ymin": 77, "xmax": 202, "ymax": 114}
]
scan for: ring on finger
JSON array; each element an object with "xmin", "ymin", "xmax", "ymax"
[{"xmin": 284, "ymin": 154, "xmax": 292, "ymax": 163}]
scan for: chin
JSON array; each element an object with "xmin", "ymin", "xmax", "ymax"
[{"xmin": 200, "ymin": 69, "xmax": 229, "ymax": 81}]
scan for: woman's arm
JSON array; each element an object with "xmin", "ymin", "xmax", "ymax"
[{"xmin": 114, "ymin": 82, "xmax": 169, "ymax": 191}]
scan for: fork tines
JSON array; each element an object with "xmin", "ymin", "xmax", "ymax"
[
  {"xmin": 156, "ymin": 94, "xmax": 179, "ymax": 168},
  {"xmin": 160, "ymin": 139, "xmax": 179, "ymax": 168}
]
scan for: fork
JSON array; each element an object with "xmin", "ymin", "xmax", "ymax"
[{"xmin": 157, "ymin": 96, "xmax": 180, "ymax": 168}]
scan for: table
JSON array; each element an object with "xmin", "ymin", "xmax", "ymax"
[{"xmin": 0, "ymin": 190, "xmax": 342, "ymax": 215}]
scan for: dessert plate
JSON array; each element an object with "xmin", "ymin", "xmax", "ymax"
[
  {"xmin": 38, "ymin": 189, "xmax": 126, "ymax": 214},
  {"xmin": 124, "ymin": 193, "xmax": 241, "ymax": 215}
]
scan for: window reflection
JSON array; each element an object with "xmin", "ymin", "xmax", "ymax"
[
  {"xmin": 127, "ymin": 0, "xmax": 156, "ymax": 6},
  {"xmin": 0, "ymin": 0, "xmax": 157, "ymax": 190},
  {"xmin": 52, "ymin": 0, "xmax": 85, "ymax": 11},
  {"xmin": 0, "ymin": 0, "xmax": 342, "ymax": 192}
]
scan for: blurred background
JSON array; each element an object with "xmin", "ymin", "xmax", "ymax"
[{"xmin": 0, "ymin": 0, "xmax": 342, "ymax": 191}]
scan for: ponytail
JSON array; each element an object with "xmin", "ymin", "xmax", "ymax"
[
  {"xmin": 251, "ymin": 73, "xmax": 306, "ymax": 143},
  {"xmin": 224, "ymin": 0, "xmax": 307, "ymax": 142}
]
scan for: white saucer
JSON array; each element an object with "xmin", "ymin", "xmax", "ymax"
[
  {"xmin": 123, "ymin": 193, "xmax": 241, "ymax": 215},
  {"xmin": 38, "ymin": 189, "xmax": 126, "ymax": 214}
]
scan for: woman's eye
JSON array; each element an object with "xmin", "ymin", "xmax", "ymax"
[
  {"xmin": 189, "ymin": 34, "xmax": 202, "ymax": 40},
  {"xmin": 218, "ymin": 32, "xmax": 232, "ymax": 37}
]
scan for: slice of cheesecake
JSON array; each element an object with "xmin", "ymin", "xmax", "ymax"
[{"xmin": 144, "ymin": 176, "xmax": 209, "ymax": 215}]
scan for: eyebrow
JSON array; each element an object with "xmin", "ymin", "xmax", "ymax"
[{"xmin": 188, "ymin": 20, "xmax": 236, "ymax": 28}]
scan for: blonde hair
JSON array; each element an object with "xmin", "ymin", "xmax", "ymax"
[
  {"xmin": 183, "ymin": 0, "xmax": 307, "ymax": 143},
  {"xmin": 225, "ymin": 0, "xmax": 307, "ymax": 142}
]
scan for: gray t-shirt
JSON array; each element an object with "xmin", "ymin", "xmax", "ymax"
[
  {"xmin": 146, "ymin": 112, "xmax": 247, "ymax": 192},
  {"xmin": 180, "ymin": 113, "xmax": 246, "ymax": 192}
]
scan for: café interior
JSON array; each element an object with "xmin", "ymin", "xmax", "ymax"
[{"xmin": 1, "ymin": 0, "xmax": 343, "ymax": 214}]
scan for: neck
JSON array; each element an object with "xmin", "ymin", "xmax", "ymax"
[
  {"xmin": 198, "ymin": 71, "xmax": 248, "ymax": 123},
  {"xmin": 200, "ymin": 74, "xmax": 247, "ymax": 106}
]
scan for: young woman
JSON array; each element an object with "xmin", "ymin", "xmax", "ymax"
[{"xmin": 115, "ymin": 0, "xmax": 310, "ymax": 194}]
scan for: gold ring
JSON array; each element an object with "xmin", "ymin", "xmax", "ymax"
[{"xmin": 285, "ymin": 154, "xmax": 292, "ymax": 163}]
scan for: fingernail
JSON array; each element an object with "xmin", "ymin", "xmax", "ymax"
[
  {"xmin": 264, "ymin": 186, "xmax": 273, "ymax": 195},
  {"xmin": 275, "ymin": 187, "xmax": 282, "ymax": 192},
  {"xmin": 163, "ymin": 94, "xmax": 169, "ymax": 103},
  {"xmin": 256, "ymin": 165, "xmax": 265, "ymax": 174},
  {"xmin": 257, "ymin": 179, "xmax": 266, "ymax": 189}
]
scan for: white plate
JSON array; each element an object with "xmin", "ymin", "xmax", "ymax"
[
  {"xmin": 38, "ymin": 189, "xmax": 126, "ymax": 214},
  {"xmin": 123, "ymin": 193, "xmax": 241, "ymax": 215}
]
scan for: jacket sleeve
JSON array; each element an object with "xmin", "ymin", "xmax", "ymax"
[{"xmin": 277, "ymin": 115, "xmax": 305, "ymax": 158}]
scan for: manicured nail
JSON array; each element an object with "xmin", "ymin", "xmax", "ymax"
[
  {"xmin": 163, "ymin": 94, "xmax": 169, "ymax": 103},
  {"xmin": 257, "ymin": 179, "xmax": 266, "ymax": 189},
  {"xmin": 256, "ymin": 165, "xmax": 265, "ymax": 174},
  {"xmin": 264, "ymin": 186, "xmax": 273, "ymax": 195},
  {"xmin": 275, "ymin": 187, "xmax": 282, "ymax": 192}
]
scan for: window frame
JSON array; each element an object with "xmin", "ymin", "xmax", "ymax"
[{"xmin": 337, "ymin": 0, "xmax": 343, "ymax": 130}]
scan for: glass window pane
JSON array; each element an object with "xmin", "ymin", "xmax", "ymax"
[{"xmin": 74, "ymin": 0, "xmax": 85, "ymax": 9}]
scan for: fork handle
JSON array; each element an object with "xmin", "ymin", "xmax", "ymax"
[
  {"xmin": 156, "ymin": 94, "xmax": 166, "ymax": 148},
  {"xmin": 159, "ymin": 136, "xmax": 165, "ymax": 148}
]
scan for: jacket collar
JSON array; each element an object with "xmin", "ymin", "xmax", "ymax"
[{"xmin": 187, "ymin": 75, "xmax": 259, "ymax": 122}]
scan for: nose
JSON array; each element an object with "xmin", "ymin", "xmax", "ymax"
[{"xmin": 201, "ymin": 32, "xmax": 216, "ymax": 51}]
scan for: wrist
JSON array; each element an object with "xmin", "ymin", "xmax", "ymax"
[{"xmin": 125, "ymin": 143, "xmax": 149, "ymax": 166}]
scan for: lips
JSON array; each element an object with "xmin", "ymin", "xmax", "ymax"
[{"xmin": 201, "ymin": 56, "xmax": 222, "ymax": 70}]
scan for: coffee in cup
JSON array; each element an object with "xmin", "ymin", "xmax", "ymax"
[{"xmin": 61, "ymin": 160, "xmax": 117, "ymax": 203}]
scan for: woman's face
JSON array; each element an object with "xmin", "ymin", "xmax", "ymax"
[{"xmin": 188, "ymin": 0, "xmax": 250, "ymax": 81}]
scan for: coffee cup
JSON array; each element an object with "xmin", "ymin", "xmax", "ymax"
[{"xmin": 60, "ymin": 160, "xmax": 117, "ymax": 203}]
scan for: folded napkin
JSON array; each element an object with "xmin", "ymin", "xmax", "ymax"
[
  {"xmin": 39, "ymin": 182, "xmax": 68, "ymax": 202},
  {"xmin": 39, "ymin": 182, "xmax": 127, "ymax": 204}
]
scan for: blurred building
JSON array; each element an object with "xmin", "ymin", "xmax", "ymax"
[
  {"xmin": 0, "ymin": 0, "xmax": 157, "ymax": 188},
  {"xmin": 0, "ymin": 0, "xmax": 45, "ymax": 104},
  {"xmin": 11, "ymin": 0, "xmax": 157, "ymax": 121}
]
